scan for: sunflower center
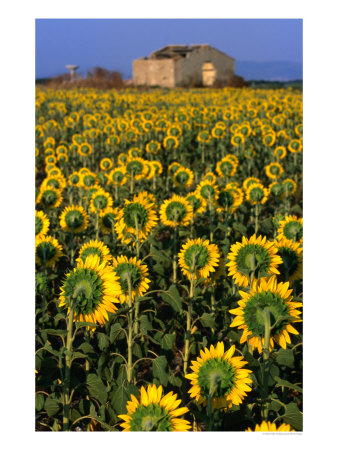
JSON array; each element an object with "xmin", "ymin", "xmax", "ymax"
[
  {"xmin": 220, "ymin": 161, "xmax": 233, "ymax": 176},
  {"xmin": 175, "ymin": 171, "xmax": 189, "ymax": 185},
  {"xmin": 83, "ymin": 175, "xmax": 96, "ymax": 187},
  {"xmin": 165, "ymin": 201, "xmax": 188, "ymax": 222},
  {"xmin": 270, "ymin": 165, "xmax": 280, "ymax": 175},
  {"xmin": 200, "ymin": 185, "xmax": 215, "ymax": 200},
  {"xmin": 123, "ymin": 203, "xmax": 148, "ymax": 228},
  {"xmin": 129, "ymin": 404, "xmax": 172, "ymax": 431},
  {"xmin": 114, "ymin": 262, "xmax": 142, "ymax": 292},
  {"xmin": 62, "ymin": 268, "xmax": 103, "ymax": 315},
  {"xmin": 36, "ymin": 241, "xmax": 56, "ymax": 264},
  {"xmin": 35, "ymin": 216, "xmax": 43, "ymax": 235},
  {"xmin": 93, "ymin": 195, "xmax": 108, "ymax": 211},
  {"xmin": 65, "ymin": 210, "xmax": 84, "ymax": 229},
  {"xmin": 184, "ymin": 244, "xmax": 210, "ymax": 272},
  {"xmin": 235, "ymin": 244, "xmax": 271, "ymax": 278},
  {"xmin": 70, "ymin": 174, "xmax": 79, "ymax": 184},
  {"xmin": 249, "ymin": 187, "xmax": 264, "ymax": 202},
  {"xmin": 41, "ymin": 189, "xmax": 58, "ymax": 206},
  {"xmin": 126, "ymin": 160, "xmax": 143, "ymax": 175},
  {"xmin": 112, "ymin": 171, "xmax": 124, "ymax": 182},
  {"xmin": 270, "ymin": 184, "xmax": 283, "ymax": 197},
  {"xmin": 46, "ymin": 179, "xmax": 61, "ymax": 189},
  {"xmin": 283, "ymin": 222, "xmax": 303, "ymax": 241},
  {"xmin": 283, "ymin": 181, "xmax": 294, "ymax": 194},
  {"xmin": 80, "ymin": 246, "xmax": 103, "ymax": 263},
  {"xmin": 243, "ymin": 291, "xmax": 290, "ymax": 336},
  {"xmin": 198, "ymin": 358, "xmax": 236, "ymax": 398}
]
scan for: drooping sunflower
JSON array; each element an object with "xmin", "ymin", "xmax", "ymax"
[
  {"xmin": 112, "ymin": 255, "xmax": 150, "ymax": 304},
  {"xmin": 185, "ymin": 192, "xmax": 207, "ymax": 215},
  {"xmin": 145, "ymin": 140, "xmax": 161, "ymax": 155},
  {"xmin": 275, "ymin": 238, "xmax": 303, "ymax": 283},
  {"xmin": 265, "ymin": 162, "xmax": 284, "ymax": 180},
  {"xmin": 109, "ymin": 166, "xmax": 127, "ymax": 186},
  {"xmin": 59, "ymin": 254, "xmax": 122, "ymax": 325},
  {"xmin": 151, "ymin": 160, "xmax": 163, "ymax": 176},
  {"xmin": 68, "ymin": 171, "xmax": 81, "ymax": 187},
  {"xmin": 59, "ymin": 205, "xmax": 88, "ymax": 234},
  {"xmin": 80, "ymin": 171, "xmax": 97, "ymax": 189},
  {"xmin": 115, "ymin": 192, "xmax": 158, "ymax": 244},
  {"xmin": 168, "ymin": 162, "xmax": 182, "ymax": 176},
  {"xmin": 226, "ymin": 234, "xmax": 282, "ymax": 288},
  {"xmin": 100, "ymin": 157, "xmax": 113, "ymax": 171},
  {"xmin": 288, "ymin": 138, "xmax": 302, "ymax": 153},
  {"xmin": 229, "ymin": 276, "xmax": 302, "ymax": 353},
  {"xmin": 35, "ymin": 235, "xmax": 63, "ymax": 268},
  {"xmin": 173, "ymin": 167, "xmax": 194, "ymax": 189},
  {"xmin": 118, "ymin": 384, "xmax": 191, "ymax": 431},
  {"xmin": 215, "ymin": 186, "xmax": 243, "ymax": 214},
  {"xmin": 89, "ymin": 188, "xmax": 113, "ymax": 215},
  {"xmin": 277, "ymin": 215, "xmax": 303, "ymax": 243},
  {"xmin": 159, "ymin": 194, "xmax": 193, "ymax": 228},
  {"xmin": 196, "ymin": 180, "xmax": 219, "ymax": 203},
  {"xmin": 216, "ymin": 157, "xmax": 237, "ymax": 178},
  {"xmin": 186, "ymin": 342, "xmax": 252, "ymax": 411},
  {"xmin": 246, "ymin": 182, "xmax": 269, "ymax": 205},
  {"xmin": 76, "ymin": 239, "xmax": 112, "ymax": 265},
  {"xmin": 125, "ymin": 157, "xmax": 147, "ymax": 181},
  {"xmin": 231, "ymin": 133, "xmax": 245, "ymax": 147},
  {"xmin": 41, "ymin": 174, "xmax": 67, "ymax": 192},
  {"xmin": 78, "ymin": 142, "xmax": 93, "ymax": 157},
  {"xmin": 35, "ymin": 210, "xmax": 50, "ymax": 239},
  {"xmin": 100, "ymin": 206, "xmax": 120, "ymax": 234},
  {"xmin": 36, "ymin": 185, "xmax": 63, "ymax": 209},
  {"xmin": 163, "ymin": 135, "xmax": 179, "ymax": 150},
  {"xmin": 246, "ymin": 421, "xmax": 295, "ymax": 432},
  {"xmin": 178, "ymin": 238, "xmax": 220, "ymax": 280},
  {"xmin": 274, "ymin": 146, "xmax": 287, "ymax": 159},
  {"xmin": 268, "ymin": 182, "xmax": 284, "ymax": 200},
  {"xmin": 243, "ymin": 177, "xmax": 260, "ymax": 192},
  {"xmin": 202, "ymin": 172, "xmax": 217, "ymax": 184},
  {"xmin": 282, "ymin": 178, "xmax": 297, "ymax": 197}
]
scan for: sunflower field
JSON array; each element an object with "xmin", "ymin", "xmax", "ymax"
[{"xmin": 35, "ymin": 87, "xmax": 303, "ymax": 432}]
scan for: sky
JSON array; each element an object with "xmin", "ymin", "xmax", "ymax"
[{"xmin": 35, "ymin": 19, "xmax": 302, "ymax": 80}]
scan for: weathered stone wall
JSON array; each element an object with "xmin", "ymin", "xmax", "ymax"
[
  {"xmin": 175, "ymin": 46, "xmax": 235, "ymax": 86},
  {"xmin": 133, "ymin": 59, "xmax": 175, "ymax": 88}
]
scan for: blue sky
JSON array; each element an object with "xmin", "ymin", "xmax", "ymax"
[{"xmin": 35, "ymin": 19, "xmax": 302, "ymax": 79}]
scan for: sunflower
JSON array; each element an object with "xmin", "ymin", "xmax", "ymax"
[
  {"xmin": 146, "ymin": 140, "xmax": 161, "ymax": 154},
  {"xmin": 178, "ymin": 238, "xmax": 220, "ymax": 280},
  {"xmin": 159, "ymin": 194, "xmax": 193, "ymax": 228},
  {"xmin": 36, "ymin": 235, "xmax": 63, "ymax": 267},
  {"xmin": 215, "ymin": 186, "xmax": 242, "ymax": 214},
  {"xmin": 89, "ymin": 188, "xmax": 113, "ymax": 215},
  {"xmin": 262, "ymin": 132, "xmax": 276, "ymax": 147},
  {"xmin": 117, "ymin": 152, "xmax": 129, "ymax": 165},
  {"xmin": 80, "ymin": 172, "xmax": 97, "ymax": 189},
  {"xmin": 202, "ymin": 172, "xmax": 217, "ymax": 184},
  {"xmin": 76, "ymin": 239, "xmax": 112, "ymax": 265},
  {"xmin": 268, "ymin": 182, "xmax": 284, "ymax": 200},
  {"xmin": 216, "ymin": 157, "xmax": 237, "ymax": 178},
  {"xmin": 185, "ymin": 192, "xmax": 207, "ymax": 215},
  {"xmin": 226, "ymin": 234, "xmax": 282, "ymax": 288},
  {"xmin": 59, "ymin": 205, "xmax": 88, "ymax": 233},
  {"xmin": 100, "ymin": 157, "xmax": 113, "ymax": 171},
  {"xmin": 277, "ymin": 215, "xmax": 303, "ymax": 243},
  {"xmin": 115, "ymin": 192, "xmax": 158, "ymax": 244},
  {"xmin": 59, "ymin": 254, "xmax": 121, "ymax": 325},
  {"xmin": 68, "ymin": 172, "xmax": 81, "ymax": 187},
  {"xmin": 246, "ymin": 182, "xmax": 269, "ymax": 205},
  {"xmin": 163, "ymin": 135, "xmax": 179, "ymax": 150},
  {"xmin": 118, "ymin": 384, "xmax": 191, "ymax": 431},
  {"xmin": 36, "ymin": 185, "xmax": 63, "ymax": 209},
  {"xmin": 265, "ymin": 162, "xmax": 284, "ymax": 180},
  {"xmin": 197, "ymin": 130, "xmax": 211, "ymax": 144},
  {"xmin": 173, "ymin": 167, "xmax": 194, "ymax": 189},
  {"xmin": 100, "ymin": 206, "xmax": 120, "ymax": 234},
  {"xmin": 151, "ymin": 160, "xmax": 163, "ymax": 176},
  {"xmin": 168, "ymin": 162, "xmax": 181, "ymax": 176},
  {"xmin": 35, "ymin": 210, "xmax": 50, "ymax": 239},
  {"xmin": 231, "ymin": 133, "xmax": 245, "ymax": 146},
  {"xmin": 275, "ymin": 238, "xmax": 303, "ymax": 283},
  {"xmin": 78, "ymin": 142, "xmax": 93, "ymax": 157},
  {"xmin": 229, "ymin": 276, "xmax": 302, "ymax": 353},
  {"xmin": 109, "ymin": 166, "xmax": 127, "ymax": 186},
  {"xmin": 211, "ymin": 125, "xmax": 225, "ymax": 139},
  {"xmin": 274, "ymin": 146, "xmax": 287, "ymax": 159},
  {"xmin": 246, "ymin": 421, "xmax": 294, "ymax": 432},
  {"xmin": 186, "ymin": 342, "xmax": 252, "ymax": 411},
  {"xmin": 112, "ymin": 255, "xmax": 150, "ymax": 304},
  {"xmin": 288, "ymin": 139, "xmax": 302, "ymax": 153},
  {"xmin": 242, "ymin": 177, "xmax": 260, "ymax": 192},
  {"xmin": 126, "ymin": 157, "xmax": 147, "ymax": 181},
  {"xmin": 196, "ymin": 180, "xmax": 219, "ymax": 203},
  {"xmin": 282, "ymin": 179, "xmax": 297, "ymax": 197}
]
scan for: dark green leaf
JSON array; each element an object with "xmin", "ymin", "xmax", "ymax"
[
  {"xmin": 273, "ymin": 376, "xmax": 302, "ymax": 393},
  {"xmin": 283, "ymin": 402, "xmax": 303, "ymax": 430},
  {"xmin": 199, "ymin": 313, "xmax": 215, "ymax": 329},
  {"xmin": 161, "ymin": 333, "xmax": 176, "ymax": 350},
  {"xmin": 35, "ymin": 393, "xmax": 45, "ymax": 412},
  {"xmin": 86, "ymin": 373, "xmax": 107, "ymax": 404},
  {"xmin": 97, "ymin": 332, "xmax": 110, "ymax": 352},
  {"xmin": 168, "ymin": 374, "xmax": 182, "ymax": 387},
  {"xmin": 275, "ymin": 349, "xmax": 294, "ymax": 368},
  {"xmin": 161, "ymin": 285, "xmax": 182, "ymax": 312},
  {"xmin": 45, "ymin": 396, "xmax": 61, "ymax": 417},
  {"xmin": 110, "ymin": 384, "xmax": 139, "ymax": 415},
  {"xmin": 110, "ymin": 323, "xmax": 123, "ymax": 343},
  {"xmin": 139, "ymin": 315, "xmax": 152, "ymax": 334},
  {"xmin": 77, "ymin": 342, "xmax": 95, "ymax": 355},
  {"xmin": 43, "ymin": 329, "xmax": 67, "ymax": 337},
  {"xmin": 152, "ymin": 356, "xmax": 169, "ymax": 386}
]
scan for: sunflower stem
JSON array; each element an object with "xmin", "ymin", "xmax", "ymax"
[
  {"xmin": 63, "ymin": 302, "xmax": 74, "ymax": 431},
  {"xmin": 173, "ymin": 224, "xmax": 178, "ymax": 284},
  {"xmin": 126, "ymin": 275, "xmax": 134, "ymax": 384},
  {"xmin": 183, "ymin": 264, "xmax": 195, "ymax": 375},
  {"xmin": 261, "ymin": 308, "xmax": 271, "ymax": 420},
  {"xmin": 255, "ymin": 203, "xmax": 259, "ymax": 234},
  {"xmin": 95, "ymin": 212, "xmax": 99, "ymax": 241},
  {"xmin": 133, "ymin": 214, "xmax": 141, "ymax": 335},
  {"xmin": 130, "ymin": 171, "xmax": 134, "ymax": 195},
  {"xmin": 211, "ymin": 283, "xmax": 216, "ymax": 334}
]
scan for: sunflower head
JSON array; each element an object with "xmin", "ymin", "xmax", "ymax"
[
  {"xmin": 36, "ymin": 235, "xmax": 63, "ymax": 267},
  {"xmin": 109, "ymin": 166, "xmax": 127, "ymax": 186},
  {"xmin": 282, "ymin": 179, "xmax": 297, "ymax": 197},
  {"xmin": 89, "ymin": 188, "xmax": 113, "ymax": 214},
  {"xmin": 35, "ymin": 210, "xmax": 50, "ymax": 239},
  {"xmin": 226, "ymin": 235, "xmax": 282, "ymax": 287},
  {"xmin": 185, "ymin": 192, "xmax": 207, "ymax": 215},
  {"xmin": 36, "ymin": 185, "xmax": 63, "ymax": 209},
  {"xmin": 229, "ymin": 276, "xmax": 302, "ymax": 353},
  {"xmin": 60, "ymin": 205, "xmax": 88, "ymax": 233},
  {"xmin": 112, "ymin": 255, "xmax": 150, "ymax": 304},
  {"xmin": 196, "ymin": 180, "xmax": 219, "ymax": 202},
  {"xmin": 77, "ymin": 239, "xmax": 112, "ymax": 265},
  {"xmin": 159, "ymin": 195, "xmax": 193, "ymax": 228},
  {"xmin": 186, "ymin": 343, "xmax": 252, "ymax": 410},
  {"xmin": 118, "ymin": 384, "xmax": 191, "ymax": 431},
  {"xmin": 100, "ymin": 207, "xmax": 120, "ymax": 234},
  {"xmin": 246, "ymin": 182, "xmax": 269, "ymax": 205},
  {"xmin": 275, "ymin": 238, "xmax": 303, "ymax": 283},
  {"xmin": 277, "ymin": 215, "xmax": 303, "ymax": 243},
  {"xmin": 59, "ymin": 254, "xmax": 122, "ymax": 325},
  {"xmin": 265, "ymin": 162, "xmax": 284, "ymax": 180},
  {"xmin": 178, "ymin": 238, "xmax": 220, "ymax": 280},
  {"xmin": 173, "ymin": 167, "xmax": 194, "ymax": 189}
]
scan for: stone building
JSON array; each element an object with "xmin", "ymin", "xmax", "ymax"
[{"xmin": 133, "ymin": 44, "xmax": 235, "ymax": 88}]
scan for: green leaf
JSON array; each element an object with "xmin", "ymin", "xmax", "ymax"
[
  {"xmin": 199, "ymin": 313, "xmax": 215, "ymax": 329},
  {"xmin": 43, "ymin": 329, "xmax": 67, "ymax": 337},
  {"xmin": 283, "ymin": 402, "xmax": 303, "ymax": 430},
  {"xmin": 77, "ymin": 342, "xmax": 95, "ymax": 355},
  {"xmin": 45, "ymin": 396, "xmax": 61, "ymax": 417},
  {"xmin": 161, "ymin": 285, "xmax": 182, "ymax": 312},
  {"xmin": 273, "ymin": 376, "xmax": 303, "ymax": 393},
  {"xmin": 161, "ymin": 333, "xmax": 176, "ymax": 350},
  {"xmin": 110, "ymin": 384, "xmax": 139, "ymax": 415},
  {"xmin": 150, "ymin": 246, "xmax": 171, "ymax": 264},
  {"xmin": 35, "ymin": 393, "xmax": 45, "ymax": 412},
  {"xmin": 139, "ymin": 314, "xmax": 152, "ymax": 334},
  {"xmin": 275, "ymin": 348, "xmax": 294, "ymax": 368},
  {"xmin": 86, "ymin": 373, "xmax": 107, "ymax": 404},
  {"xmin": 110, "ymin": 323, "xmax": 123, "ymax": 343},
  {"xmin": 75, "ymin": 321, "xmax": 98, "ymax": 329},
  {"xmin": 152, "ymin": 356, "xmax": 169, "ymax": 386},
  {"xmin": 97, "ymin": 332, "xmax": 110, "ymax": 352},
  {"xmin": 168, "ymin": 374, "xmax": 182, "ymax": 387}
]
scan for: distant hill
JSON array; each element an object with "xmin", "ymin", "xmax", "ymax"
[{"xmin": 236, "ymin": 60, "xmax": 302, "ymax": 81}]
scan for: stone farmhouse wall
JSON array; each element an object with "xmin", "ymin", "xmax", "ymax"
[{"xmin": 133, "ymin": 59, "xmax": 175, "ymax": 88}]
